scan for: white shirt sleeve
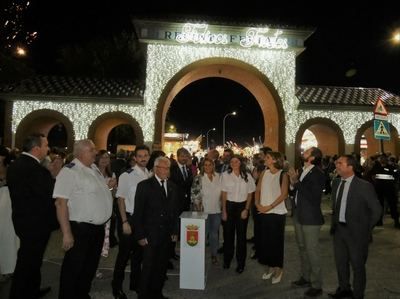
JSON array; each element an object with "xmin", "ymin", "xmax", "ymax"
[
  {"xmin": 221, "ymin": 173, "xmax": 229, "ymax": 192},
  {"xmin": 116, "ymin": 172, "xmax": 129, "ymax": 200},
  {"xmin": 53, "ymin": 168, "xmax": 75, "ymax": 200},
  {"xmin": 247, "ymin": 175, "xmax": 256, "ymax": 193}
]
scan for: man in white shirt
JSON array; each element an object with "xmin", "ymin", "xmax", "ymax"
[
  {"xmin": 54, "ymin": 139, "xmax": 113, "ymax": 299},
  {"xmin": 112, "ymin": 145, "xmax": 150, "ymax": 299}
]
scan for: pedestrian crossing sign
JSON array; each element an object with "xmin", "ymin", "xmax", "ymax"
[{"xmin": 374, "ymin": 119, "xmax": 391, "ymax": 140}]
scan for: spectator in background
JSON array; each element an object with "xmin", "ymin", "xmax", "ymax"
[
  {"xmin": 47, "ymin": 152, "xmax": 65, "ymax": 179},
  {"xmin": 94, "ymin": 150, "xmax": 117, "ymax": 278},
  {"xmin": 147, "ymin": 150, "xmax": 166, "ymax": 173},
  {"xmin": 248, "ymin": 153, "xmax": 266, "ymax": 259}
]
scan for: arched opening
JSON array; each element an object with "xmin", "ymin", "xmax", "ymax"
[
  {"xmin": 166, "ymin": 77, "xmax": 264, "ymax": 153},
  {"xmin": 47, "ymin": 123, "xmax": 68, "ymax": 148},
  {"xmin": 295, "ymin": 117, "xmax": 345, "ymax": 168},
  {"xmin": 154, "ymin": 57, "xmax": 285, "ymax": 152},
  {"xmin": 107, "ymin": 124, "xmax": 136, "ymax": 153},
  {"xmin": 301, "ymin": 129, "xmax": 318, "ymax": 152},
  {"xmin": 15, "ymin": 109, "xmax": 74, "ymax": 152},
  {"xmin": 87, "ymin": 112, "xmax": 144, "ymax": 153},
  {"xmin": 354, "ymin": 120, "xmax": 399, "ymax": 157}
]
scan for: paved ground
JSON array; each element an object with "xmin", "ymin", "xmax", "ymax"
[{"xmin": 1, "ymin": 196, "xmax": 400, "ymax": 299}]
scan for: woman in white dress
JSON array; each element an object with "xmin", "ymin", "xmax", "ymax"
[
  {"xmin": 0, "ymin": 146, "xmax": 19, "ymax": 281},
  {"xmin": 255, "ymin": 151, "xmax": 289, "ymax": 284}
]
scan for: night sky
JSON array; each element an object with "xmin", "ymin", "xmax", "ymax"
[{"xmin": 2, "ymin": 1, "xmax": 400, "ymax": 146}]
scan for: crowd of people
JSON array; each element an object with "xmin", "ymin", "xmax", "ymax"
[{"xmin": 0, "ymin": 134, "xmax": 396, "ymax": 299}]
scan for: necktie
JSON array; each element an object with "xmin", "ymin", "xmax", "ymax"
[
  {"xmin": 161, "ymin": 180, "xmax": 167, "ymax": 198},
  {"xmin": 335, "ymin": 180, "xmax": 346, "ymax": 223},
  {"xmin": 182, "ymin": 166, "xmax": 187, "ymax": 180}
]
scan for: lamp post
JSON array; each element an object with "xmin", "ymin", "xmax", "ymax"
[
  {"xmin": 206, "ymin": 127, "xmax": 216, "ymax": 150},
  {"xmin": 222, "ymin": 111, "xmax": 236, "ymax": 146}
]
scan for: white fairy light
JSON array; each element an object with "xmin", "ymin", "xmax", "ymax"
[
  {"xmin": 12, "ymin": 41, "xmax": 400, "ymax": 148},
  {"xmin": 12, "ymin": 100, "xmax": 154, "ymax": 141}
]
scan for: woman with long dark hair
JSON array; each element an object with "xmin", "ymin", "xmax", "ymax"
[{"xmin": 221, "ymin": 154, "xmax": 256, "ymax": 273}]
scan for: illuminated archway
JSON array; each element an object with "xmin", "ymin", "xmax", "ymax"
[
  {"xmin": 154, "ymin": 57, "xmax": 285, "ymax": 152},
  {"xmin": 88, "ymin": 112, "xmax": 144, "ymax": 151},
  {"xmin": 295, "ymin": 117, "xmax": 345, "ymax": 167},
  {"xmin": 15, "ymin": 109, "xmax": 74, "ymax": 151},
  {"xmin": 354, "ymin": 120, "xmax": 399, "ymax": 157}
]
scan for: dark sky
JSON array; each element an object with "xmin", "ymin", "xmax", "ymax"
[{"xmin": 2, "ymin": 1, "xmax": 400, "ymax": 146}]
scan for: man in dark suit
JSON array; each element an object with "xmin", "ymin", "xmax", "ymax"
[
  {"xmin": 134, "ymin": 156, "xmax": 180, "ymax": 299},
  {"xmin": 7, "ymin": 133, "xmax": 57, "ymax": 299},
  {"xmin": 168, "ymin": 148, "xmax": 193, "ymax": 262},
  {"xmin": 329, "ymin": 155, "xmax": 381, "ymax": 299},
  {"xmin": 169, "ymin": 147, "xmax": 193, "ymax": 212},
  {"xmin": 288, "ymin": 147, "xmax": 326, "ymax": 298}
]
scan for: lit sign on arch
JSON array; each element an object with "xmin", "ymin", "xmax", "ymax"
[
  {"xmin": 175, "ymin": 23, "xmax": 288, "ymax": 50},
  {"xmin": 133, "ymin": 19, "xmax": 313, "ymax": 53}
]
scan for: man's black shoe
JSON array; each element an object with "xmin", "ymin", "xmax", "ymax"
[
  {"xmin": 38, "ymin": 287, "xmax": 51, "ymax": 298},
  {"xmin": 304, "ymin": 287, "xmax": 322, "ymax": 297},
  {"xmin": 291, "ymin": 277, "xmax": 311, "ymax": 288},
  {"xmin": 235, "ymin": 266, "xmax": 244, "ymax": 274},
  {"xmin": 328, "ymin": 287, "xmax": 353, "ymax": 298},
  {"xmin": 246, "ymin": 236, "xmax": 255, "ymax": 243},
  {"xmin": 113, "ymin": 289, "xmax": 128, "ymax": 299},
  {"xmin": 129, "ymin": 284, "xmax": 138, "ymax": 292},
  {"xmin": 172, "ymin": 254, "xmax": 180, "ymax": 260}
]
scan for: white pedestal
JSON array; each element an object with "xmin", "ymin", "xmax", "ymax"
[{"xmin": 179, "ymin": 211, "xmax": 208, "ymax": 290}]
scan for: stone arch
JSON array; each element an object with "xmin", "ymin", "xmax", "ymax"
[
  {"xmin": 87, "ymin": 111, "xmax": 144, "ymax": 150},
  {"xmin": 354, "ymin": 120, "xmax": 399, "ymax": 156},
  {"xmin": 153, "ymin": 57, "xmax": 285, "ymax": 152},
  {"xmin": 15, "ymin": 109, "xmax": 74, "ymax": 151},
  {"xmin": 295, "ymin": 117, "xmax": 345, "ymax": 167}
]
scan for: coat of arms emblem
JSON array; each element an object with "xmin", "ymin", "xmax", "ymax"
[{"xmin": 186, "ymin": 224, "xmax": 199, "ymax": 246}]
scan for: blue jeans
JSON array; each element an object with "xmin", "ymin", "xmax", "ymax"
[{"xmin": 206, "ymin": 213, "xmax": 221, "ymax": 256}]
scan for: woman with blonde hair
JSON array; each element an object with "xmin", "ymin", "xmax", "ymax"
[{"xmin": 255, "ymin": 151, "xmax": 289, "ymax": 284}]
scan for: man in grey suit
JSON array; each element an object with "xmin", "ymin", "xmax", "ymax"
[
  {"xmin": 288, "ymin": 147, "xmax": 326, "ymax": 297},
  {"xmin": 329, "ymin": 155, "xmax": 381, "ymax": 299}
]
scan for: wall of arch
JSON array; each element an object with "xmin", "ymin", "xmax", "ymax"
[
  {"xmin": 295, "ymin": 117, "xmax": 345, "ymax": 167},
  {"xmin": 354, "ymin": 120, "xmax": 399, "ymax": 156},
  {"xmin": 15, "ymin": 109, "xmax": 75, "ymax": 151},
  {"xmin": 153, "ymin": 57, "xmax": 285, "ymax": 152},
  {"xmin": 87, "ymin": 111, "xmax": 144, "ymax": 150}
]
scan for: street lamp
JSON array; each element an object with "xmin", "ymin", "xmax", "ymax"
[
  {"xmin": 222, "ymin": 111, "xmax": 236, "ymax": 146},
  {"xmin": 206, "ymin": 127, "xmax": 216, "ymax": 150}
]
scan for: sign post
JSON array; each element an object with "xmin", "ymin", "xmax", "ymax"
[{"xmin": 373, "ymin": 97, "xmax": 389, "ymax": 153}]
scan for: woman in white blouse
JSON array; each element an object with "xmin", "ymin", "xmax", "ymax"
[
  {"xmin": 221, "ymin": 154, "xmax": 256, "ymax": 273},
  {"xmin": 255, "ymin": 151, "xmax": 289, "ymax": 284},
  {"xmin": 191, "ymin": 158, "xmax": 222, "ymax": 265}
]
